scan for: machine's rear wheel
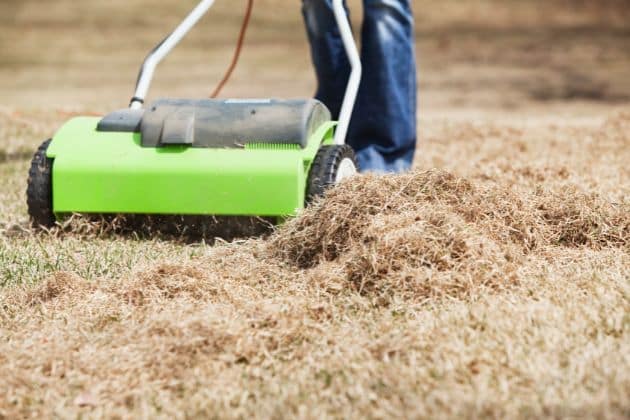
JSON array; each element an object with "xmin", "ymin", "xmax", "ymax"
[
  {"xmin": 27, "ymin": 139, "xmax": 56, "ymax": 229},
  {"xmin": 306, "ymin": 144, "xmax": 358, "ymax": 204}
]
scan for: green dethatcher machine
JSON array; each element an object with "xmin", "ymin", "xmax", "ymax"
[{"xmin": 26, "ymin": 0, "xmax": 362, "ymax": 232}]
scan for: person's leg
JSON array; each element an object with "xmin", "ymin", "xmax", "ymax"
[
  {"xmin": 301, "ymin": 0, "xmax": 350, "ymax": 119},
  {"xmin": 350, "ymin": 0, "xmax": 417, "ymax": 172}
]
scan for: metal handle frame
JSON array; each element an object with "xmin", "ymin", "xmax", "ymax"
[
  {"xmin": 331, "ymin": 0, "xmax": 361, "ymax": 145},
  {"xmin": 130, "ymin": 0, "xmax": 217, "ymax": 109},
  {"xmin": 129, "ymin": 0, "xmax": 362, "ymax": 146}
]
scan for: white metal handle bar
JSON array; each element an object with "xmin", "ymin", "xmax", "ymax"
[
  {"xmin": 129, "ymin": 0, "xmax": 362, "ymax": 147},
  {"xmin": 331, "ymin": 0, "xmax": 362, "ymax": 145},
  {"xmin": 130, "ymin": 0, "xmax": 217, "ymax": 109}
]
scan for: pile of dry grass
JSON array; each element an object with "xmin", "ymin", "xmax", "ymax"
[{"xmin": 271, "ymin": 170, "xmax": 628, "ymax": 302}]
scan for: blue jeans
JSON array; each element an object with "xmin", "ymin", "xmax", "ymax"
[{"xmin": 302, "ymin": 0, "xmax": 417, "ymax": 173}]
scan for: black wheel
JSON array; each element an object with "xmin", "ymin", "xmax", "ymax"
[
  {"xmin": 27, "ymin": 139, "xmax": 56, "ymax": 229},
  {"xmin": 306, "ymin": 144, "xmax": 358, "ymax": 204}
]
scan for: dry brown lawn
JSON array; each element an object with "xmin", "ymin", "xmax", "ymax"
[{"xmin": 1, "ymin": 0, "xmax": 629, "ymax": 418}]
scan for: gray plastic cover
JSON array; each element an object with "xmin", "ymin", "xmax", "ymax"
[
  {"xmin": 140, "ymin": 98, "xmax": 331, "ymax": 148},
  {"xmin": 97, "ymin": 108, "xmax": 144, "ymax": 132}
]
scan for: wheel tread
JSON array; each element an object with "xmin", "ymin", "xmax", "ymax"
[
  {"xmin": 306, "ymin": 144, "xmax": 357, "ymax": 204},
  {"xmin": 26, "ymin": 139, "xmax": 55, "ymax": 228}
]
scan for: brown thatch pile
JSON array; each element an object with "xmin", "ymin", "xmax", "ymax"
[{"xmin": 271, "ymin": 170, "xmax": 628, "ymax": 302}]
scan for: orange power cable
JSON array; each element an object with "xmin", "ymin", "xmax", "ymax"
[{"xmin": 210, "ymin": 0, "xmax": 254, "ymax": 98}]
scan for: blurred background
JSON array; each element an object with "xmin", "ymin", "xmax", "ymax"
[{"xmin": 1, "ymin": 0, "xmax": 629, "ymax": 116}]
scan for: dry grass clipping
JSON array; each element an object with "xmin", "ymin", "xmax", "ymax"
[{"xmin": 1, "ymin": 164, "xmax": 629, "ymax": 417}]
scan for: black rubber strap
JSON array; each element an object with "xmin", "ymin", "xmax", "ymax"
[{"xmin": 129, "ymin": 96, "xmax": 145, "ymax": 106}]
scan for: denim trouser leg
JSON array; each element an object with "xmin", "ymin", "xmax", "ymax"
[
  {"xmin": 302, "ymin": 0, "xmax": 417, "ymax": 173},
  {"xmin": 301, "ymin": 0, "xmax": 351, "ymax": 119}
]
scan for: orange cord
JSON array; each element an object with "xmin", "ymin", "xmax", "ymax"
[{"xmin": 210, "ymin": 0, "xmax": 254, "ymax": 98}]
